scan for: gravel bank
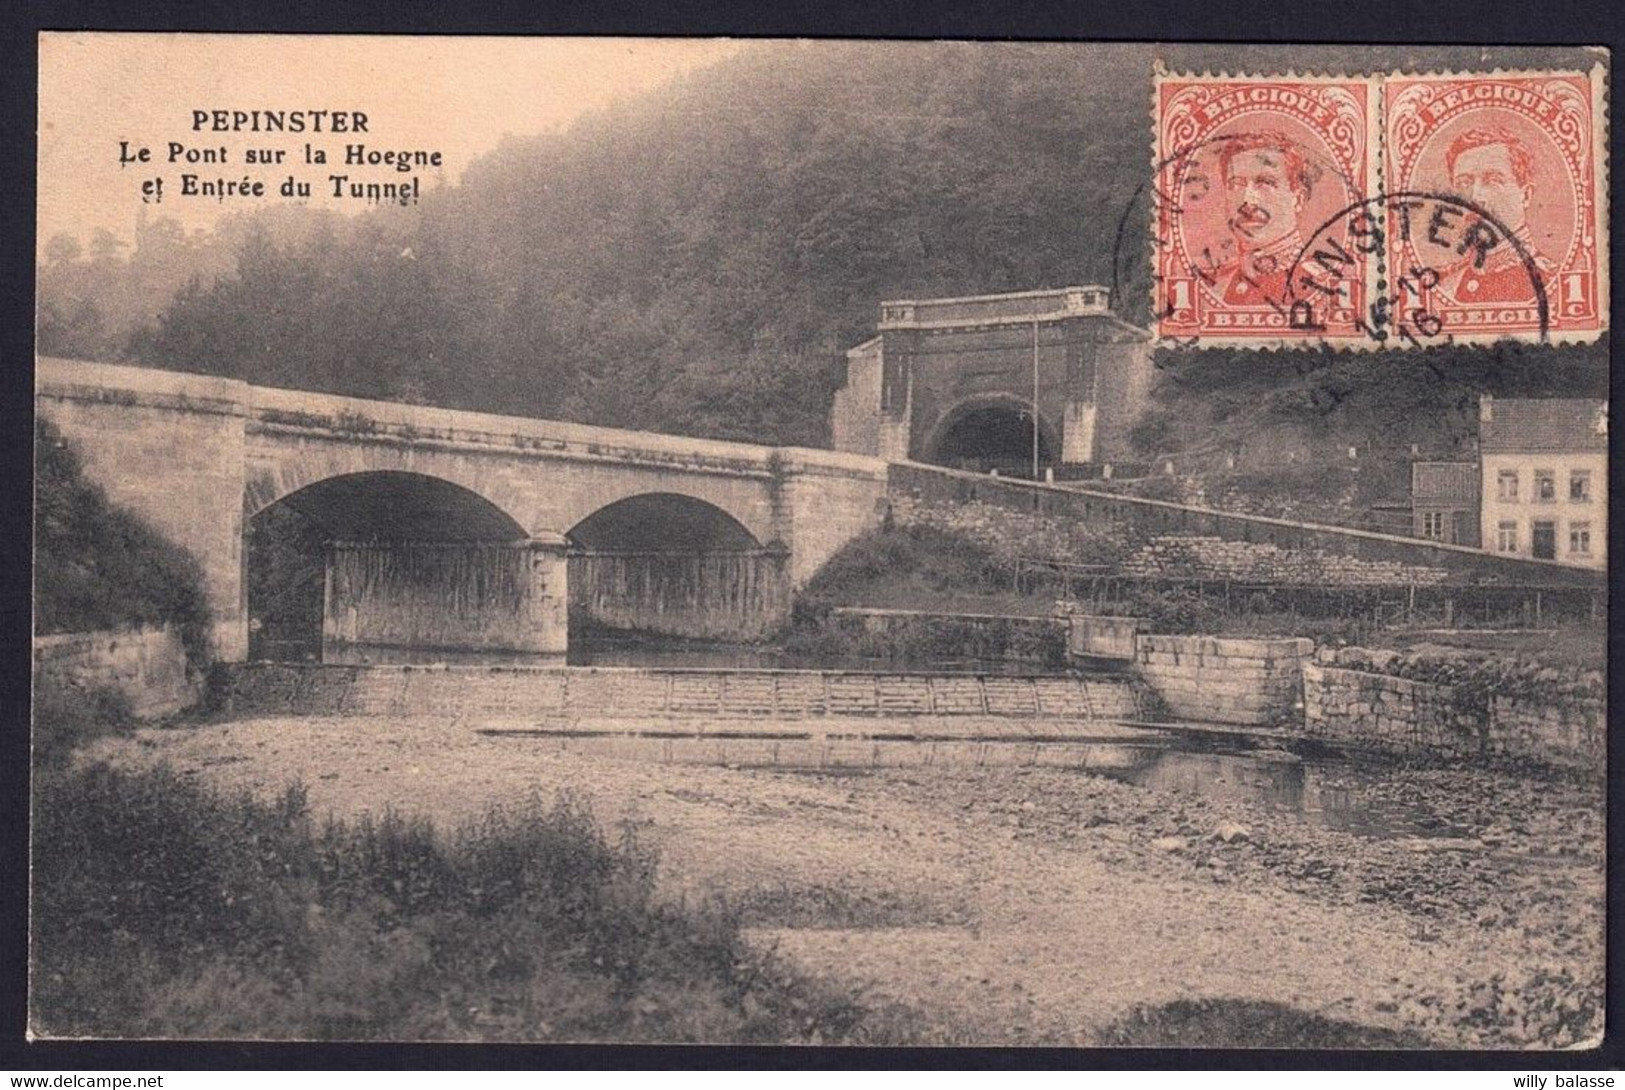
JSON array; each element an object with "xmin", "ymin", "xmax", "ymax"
[{"xmin": 82, "ymin": 716, "xmax": 1603, "ymax": 1048}]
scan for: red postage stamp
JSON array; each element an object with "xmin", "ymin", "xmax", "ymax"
[
  {"xmin": 1152, "ymin": 67, "xmax": 1608, "ymax": 349},
  {"xmin": 1153, "ymin": 74, "xmax": 1375, "ymax": 346},
  {"xmin": 1383, "ymin": 69, "xmax": 1609, "ymax": 346}
]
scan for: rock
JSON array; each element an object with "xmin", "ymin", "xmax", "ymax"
[
  {"xmin": 1151, "ymin": 836, "xmax": 1185, "ymax": 852},
  {"xmin": 1211, "ymin": 820, "xmax": 1252, "ymax": 844}
]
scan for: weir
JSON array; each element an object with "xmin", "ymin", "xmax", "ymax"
[{"xmin": 323, "ymin": 537, "xmax": 569, "ymax": 662}]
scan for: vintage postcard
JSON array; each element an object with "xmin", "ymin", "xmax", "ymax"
[{"xmin": 31, "ymin": 35, "xmax": 1608, "ymax": 1053}]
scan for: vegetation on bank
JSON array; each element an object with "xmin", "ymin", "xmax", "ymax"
[
  {"xmin": 782, "ymin": 521, "xmax": 1379, "ymax": 658},
  {"xmin": 31, "ymin": 751, "xmax": 927, "ymax": 1043},
  {"xmin": 34, "ymin": 417, "xmax": 212, "ymax": 667},
  {"xmin": 1098, "ymin": 998, "xmax": 1434, "ymax": 1049},
  {"xmin": 782, "ymin": 522, "xmax": 1063, "ymax": 666}
]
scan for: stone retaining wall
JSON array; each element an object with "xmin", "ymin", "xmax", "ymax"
[
  {"xmin": 1302, "ymin": 662, "xmax": 1603, "ymax": 768},
  {"xmin": 216, "ymin": 663, "xmax": 1148, "ymax": 724},
  {"xmin": 828, "ymin": 607, "xmax": 1066, "ymax": 665},
  {"xmin": 33, "ymin": 626, "xmax": 197, "ymax": 718},
  {"xmin": 1120, "ymin": 535, "xmax": 1451, "ymax": 587},
  {"xmin": 1133, "ymin": 634, "xmax": 1313, "ymax": 726},
  {"xmin": 1062, "ymin": 613, "xmax": 1143, "ymax": 659},
  {"xmin": 887, "ymin": 461, "xmax": 1600, "ymax": 587}
]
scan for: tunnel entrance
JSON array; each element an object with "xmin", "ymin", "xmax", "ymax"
[
  {"xmin": 566, "ymin": 493, "xmax": 788, "ymax": 646},
  {"xmin": 245, "ymin": 472, "xmax": 561, "ymax": 664},
  {"xmin": 926, "ymin": 401, "xmax": 1055, "ymax": 478}
]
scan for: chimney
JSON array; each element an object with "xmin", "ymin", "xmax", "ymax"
[{"xmin": 1480, "ymin": 395, "xmax": 1494, "ymax": 423}]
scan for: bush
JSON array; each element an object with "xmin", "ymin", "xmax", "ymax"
[
  {"xmin": 792, "ymin": 523, "xmax": 1005, "ymax": 624},
  {"xmin": 29, "ymin": 758, "xmax": 917, "ymax": 1043},
  {"xmin": 34, "ymin": 417, "xmax": 213, "ymax": 669},
  {"xmin": 30, "ymin": 677, "xmax": 134, "ymax": 768}
]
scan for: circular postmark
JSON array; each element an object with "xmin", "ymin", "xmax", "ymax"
[
  {"xmin": 1120, "ymin": 124, "xmax": 1367, "ymax": 344},
  {"xmin": 1286, "ymin": 191, "xmax": 1551, "ymax": 346}
]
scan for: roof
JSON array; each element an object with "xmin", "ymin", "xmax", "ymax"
[
  {"xmin": 1412, "ymin": 461, "xmax": 1478, "ymax": 501},
  {"xmin": 878, "ymin": 286, "xmax": 1113, "ymax": 328},
  {"xmin": 1479, "ymin": 398, "xmax": 1608, "ymax": 455},
  {"xmin": 869, "ymin": 285, "xmax": 1150, "ymax": 342}
]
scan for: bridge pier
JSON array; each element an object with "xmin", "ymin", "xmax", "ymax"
[{"xmin": 321, "ymin": 535, "xmax": 570, "ymax": 663}]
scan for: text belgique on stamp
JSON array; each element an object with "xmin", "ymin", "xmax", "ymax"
[{"xmin": 1152, "ymin": 65, "xmax": 1608, "ymax": 350}]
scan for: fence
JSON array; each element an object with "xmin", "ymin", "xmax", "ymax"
[{"xmin": 1017, "ymin": 559, "xmax": 1602, "ymax": 628}]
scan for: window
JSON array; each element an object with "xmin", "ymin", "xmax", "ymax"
[
  {"xmin": 1421, "ymin": 511, "xmax": 1444, "ymax": 540},
  {"xmin": 1570, "ymin": 521, "xmax": 1592, "ymax": 555},
  {"xmin": 1497, "ymin": 521, "xmax": 1518, "ymax": 552},
  {"xmin": 1497, "ymin": 470, "xmax": 1519, "ymax": 501},
  {"xmin": 1533, "ymin": 470, "xmax": 1556, "ymax": 502},
  {"xmin": 1570, "ymin": 469, "xmax": 1592, "ymax": 502}
]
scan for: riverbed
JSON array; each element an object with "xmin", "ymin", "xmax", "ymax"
[{"xmin": 83, "ymin": 715, "xmax": 1604, "ymax": 1048}]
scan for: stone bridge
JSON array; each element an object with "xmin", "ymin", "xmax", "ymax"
[{"xmin": 37, "ymin": 358, "xmax": 890, "ymax": 662}]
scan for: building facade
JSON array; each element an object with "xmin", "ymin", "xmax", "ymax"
[
  {"xmin": 829, "ymin": 286, "xmax": 1153, "ymax": 475},
  {"xmin": 1411, "ymin": 461, "xmax": 1481, "ymax": 546},
  {"xmin": 1479, "ymin": 396, "xmax": 1607, "ymax": 571}
]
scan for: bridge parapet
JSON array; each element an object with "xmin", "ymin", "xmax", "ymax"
[{"xmin": 37, "ymin": 357, "xmax": 892, "ymax": 661}]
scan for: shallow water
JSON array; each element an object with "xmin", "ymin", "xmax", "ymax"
[
  {"xmin": 1076, "ymin": 745, "xmax": 1473, "ymax": 840},
  {"xmin": 567, "ymin": 638, "xmax": 1067, "ymax": 675}
]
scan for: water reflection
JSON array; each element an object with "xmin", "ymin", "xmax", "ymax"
[
  {"xmin": 566, "ymin": 637, "xmax": 1069, "ymax": 675},
  {"xmin": 1086, "ymin": 747, "xmax": 1469, "ymax": 840}
]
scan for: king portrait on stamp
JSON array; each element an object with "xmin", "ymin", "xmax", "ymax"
[
  {"xmin": 1153, "ymin": 74, "xmax": 1372, "ymax": 345},
  {"xmin": 1383, "ymin": 69, "xmax": 1608, "ymax": 344}
]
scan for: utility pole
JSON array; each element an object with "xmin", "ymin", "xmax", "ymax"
[{"xmin": 1031, "ymin": 316, "xmax": 1040, "ymax": 481}]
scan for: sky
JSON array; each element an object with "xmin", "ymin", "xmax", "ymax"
[{"xmin": 38, "ymin": 33, "xmax": 741, "ymax": 250}]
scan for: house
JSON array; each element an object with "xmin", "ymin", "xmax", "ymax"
[
  {"xmin": 1411, "ymin": 461, "xmax": 1480, "ymax": 546},
  {"xmin": 1479, "ymin": 396, "xmax": 1607, "ymax": 570}
]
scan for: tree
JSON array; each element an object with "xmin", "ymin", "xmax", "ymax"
[{"xmin": 44, "ymin": 234, "xmax": 81, "ymax": 266}]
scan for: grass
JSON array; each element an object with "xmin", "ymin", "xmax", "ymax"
[
  {"xmin": 31, "ymin": 674, "xmax": 135, "ymax": 769},
  {"xmin": 1372, "ymin": 619, "xmax": 1607, "ymax": 671},
  {"xmin": 793, "ymin": 522, "xmax": 1009, "ymax": 616},
  {"xmin": 30, "ymin": 696, "xmax": 933, "ymax": 1043},
  {"xmin": 1097, "ymin": 998, "xmax": 1435, "ymax": 1049}
]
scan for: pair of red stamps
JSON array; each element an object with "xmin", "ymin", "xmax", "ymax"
[{"xmin": 1152, "ymin": 68, "xmax": 1608, "ymax": 347}]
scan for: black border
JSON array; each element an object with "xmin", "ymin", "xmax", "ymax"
[{"xmin": 2, "ymin": 0, "xmax": 1621, "ymax": 1073}]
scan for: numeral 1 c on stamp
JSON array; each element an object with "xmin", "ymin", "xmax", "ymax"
[{"xmin": 1153, "ymin": 65, "xmax": 1608, "ymax": 349}]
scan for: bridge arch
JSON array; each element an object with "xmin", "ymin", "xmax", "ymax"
[
  {"xmin": 919, "ymin": 393, "xmax": 1060, "ymax": 476},
  {"xmin": 246, "ymin": 470, "xmax": 558, "ymax": 663},
  {"xmin": 564, "ymin": 491, "xmax": 787, "ymax": 645},
  {"xmin": 244, "ymin": 443, "xmax": 778, "ymax": 549},
  {"xmin": 251, "ymin": 470, "xmax": 531, "ymax": 542},
  {"xmin": 566, "ymin": 491, "xmax": 763, "ymax": 551}
]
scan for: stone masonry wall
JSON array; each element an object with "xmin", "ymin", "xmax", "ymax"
[
  {"xmin": 1132, "ymin": 634, "xmax": 1313, "ymax": 726},
  {"xmin": 1120, "ymin": 535, "xmax": 1451, "ymax": 586},
  {"xmin": 33, "ymin": 625, "xmax": 198, "ymax": 719},
  {"xmin": 1302, "ymin": 660, "xmax": 1603, "ymax": 768},
  {"xmin": 216, "ymin": 662, "xmax": 1147, "ymax": 726},
  {"xmin": 887, "ymin": 461, "xmax": 1600, "ymax": 588}
]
